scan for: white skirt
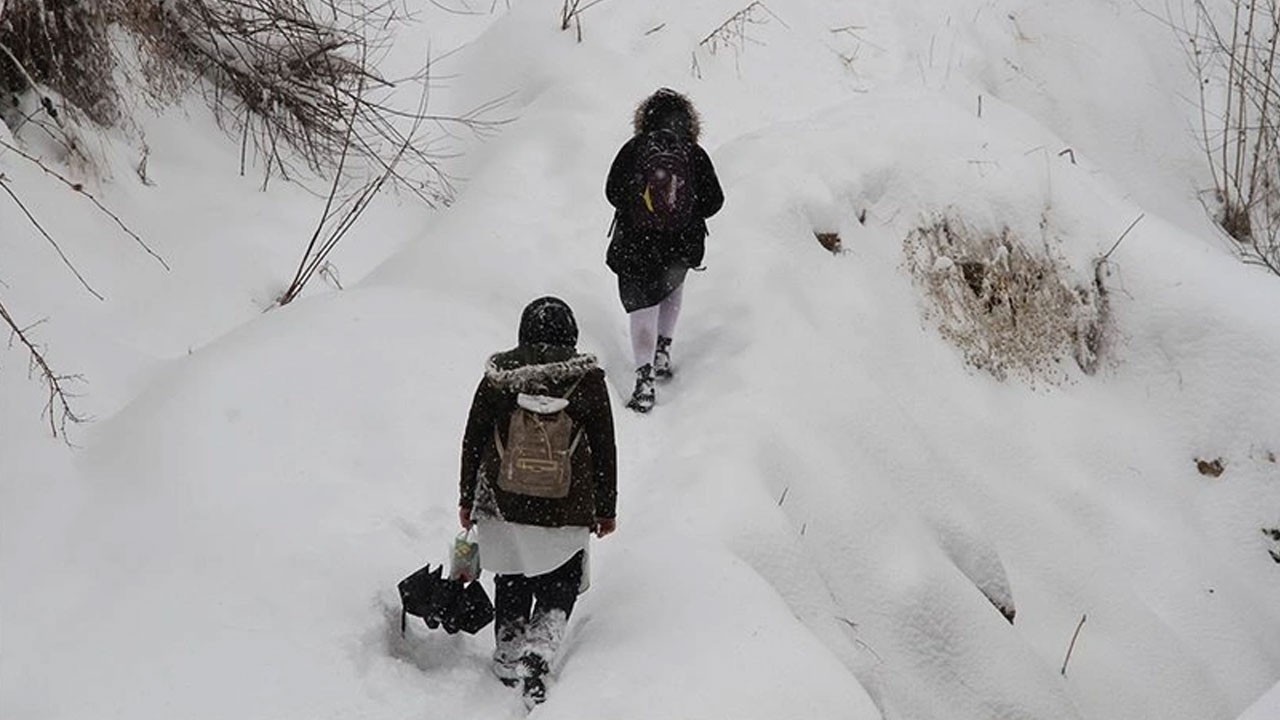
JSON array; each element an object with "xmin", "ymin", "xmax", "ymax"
[{"xmin": 476, "ymin": 519, "xmax": 589, "ymax": 577}]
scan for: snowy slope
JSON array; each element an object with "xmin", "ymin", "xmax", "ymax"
[{"xmin": 3, "ymin": 1, "xmax": 1280, "ymax": 720}]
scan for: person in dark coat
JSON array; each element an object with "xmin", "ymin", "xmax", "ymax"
[
  {"xmin": 458, "ymin": 296, "xmax": 617, "ymax": 707},
  {"xmin": 605, "ymin": 88, "xmax": 724, "ymax": 412}
]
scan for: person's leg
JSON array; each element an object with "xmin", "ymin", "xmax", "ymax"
[
  {"xmin": 628, "ymin": 304, "xmax": 661, "ymax": 370},
  {"xmin": 656, "ymin": 282, "xmax": 684, "ymax": 340},
  {"xmin": 530, "ymin": 550, "xmax": 585, "ymax": 624},
  {"xmin": 493, "ymin": 573, "xmax": 534, "ymax": 686},
  {"xmin": 654, "ymin": 283, "xmax": 684, "ymax": 378},
  {"xmin": 520, "ymin": 551, "xmax": 587, "ymax": 705},
  {"xmin": 626, "ymin": 305, "xmax": 660, "ymax": 412}
]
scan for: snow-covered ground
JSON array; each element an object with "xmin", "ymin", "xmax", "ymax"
[{"xmin": 3, "ymin": 1, "xmax": 1279, "ymax": 719}]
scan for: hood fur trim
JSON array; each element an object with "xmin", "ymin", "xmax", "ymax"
[
  {"xmin": 485, "ymin": 352, "xmax": 599, "ymax": 392},
  {"xmin": 633, "ymin": 88, "xmax": 701, "ymax": 140}
]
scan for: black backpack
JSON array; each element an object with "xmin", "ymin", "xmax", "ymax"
[{"xmin": 629, "ymin": 129, "xmax": 696, "ymax": 233}]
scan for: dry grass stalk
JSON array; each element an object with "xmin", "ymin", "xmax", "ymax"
[
  {"xmin": 559, "ymin": 0, "xmax": 610, "ymax": 41},
  {"xmin": 691, "ymin": 2, "xmax": 786, "ymax": 78},
  {"xmin": 905, "ymin": 215, "xmax": 1106, "ymax": 382}
]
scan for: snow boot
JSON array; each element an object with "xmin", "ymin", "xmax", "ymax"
[
  {"xmin": 492, "ymin": 619, "xmax": 524, "ymax": 687},
  {"xmin": 653, "ymin": 335, "xmax": 673, "ymax": 379},
  {"xmin": 493, "ymin": 649, "xmax": 521, "ymax": 687},
  {"xmin": 493, "ymin": 659, "xmax": 521, "ymax": 688},
  {"xmin": 520, "ymin": 653, "xmax": 549, "ymax": 709},
  {"xmin": 625, "ymin": 364, "xmax": 656, "ymax": 413}
]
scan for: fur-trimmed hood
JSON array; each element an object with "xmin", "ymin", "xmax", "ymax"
[
  {"xmin": 484, "ymin": 346, "xmax": 599, "ymax": 394},
  {"xmin": 632, "ymin": 87, "xmax": 701, "ymax": 141}
]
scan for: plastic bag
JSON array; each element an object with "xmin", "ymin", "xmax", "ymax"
[{"xmin": 449, "ymin": 529, "xmax": 480, "ymax": 583}]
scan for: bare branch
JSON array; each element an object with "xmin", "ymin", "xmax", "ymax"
[
  {"xmin": 0, "ymin": 297, "xmax": 87, "ymax": 439},
  {"xmin": 0, "ymin": 138, "xmax": 169, "ymax": 270},
  {"xmin": 0, "ymin": 174, "xmax": 103, "ymax": 300},
  {"xmin": 1168, "ymin": 0, "xmax": 1280, "ymax": 276},
  {"xmin": 276, "ymin": 43, "xmax": 435, "ymax": 306}
]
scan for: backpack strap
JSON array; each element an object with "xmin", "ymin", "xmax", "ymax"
[
  {"xmin": 561, "ymin": 375, "xmax": 587, "ymax": 455},
  {"xmin": 560, "ymin": 374, "xmax": 586, "ymax": 401}
]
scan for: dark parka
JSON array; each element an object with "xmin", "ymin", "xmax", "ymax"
[
  {"xmin": 460, "ymin": 301, "xmax": 617, "ymax": 528},
  {"xmin": 606, "ymin": 89, "xmax": 724, "ymax": 312}
]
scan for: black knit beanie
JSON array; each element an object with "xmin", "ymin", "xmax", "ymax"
[{"xmin": 517, "ymin": 296, "xmax": 578, "ymax": 347}]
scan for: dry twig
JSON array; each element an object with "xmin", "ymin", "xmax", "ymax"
[
  {"xmin": 0, "ymin": 297, "xmax": 86, "ymax": 439},
  {"xmin": 0, "ymin": 138, "xmax": 168, "ymax": 269},
  {"xmin": 692, "ymin": 2, "xmax": 787, "ymax": 77},
  {"xmin": 1101, "ymin": 213, "xmax": 1145, "ymax": 262},
  {"xmin": 0, "ymin": 173, "xmax": 103, "ymax": 300},
  {"xmin": 1060, "ymin": 613, "xmax": 1087, "ymax": 676}
]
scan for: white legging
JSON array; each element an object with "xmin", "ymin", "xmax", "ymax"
[{"xmin": 628, "ymin": 284, "xmax": 684, "ymax": 370}]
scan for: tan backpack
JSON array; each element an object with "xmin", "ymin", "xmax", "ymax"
[{"xmin": 494, "ymin": 380, "xmax": 584, "ymax": 498}]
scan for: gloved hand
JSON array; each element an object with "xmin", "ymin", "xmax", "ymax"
[
  {"xmin": 593, "ymin": 517, "xmax": 617, "ymax": 538},
  {"xmin": 459, "ymin": 505, "xmax": 473, "ymax": 530}
]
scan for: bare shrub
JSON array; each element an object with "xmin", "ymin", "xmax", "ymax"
[
  {"xmin": 157, "ymin": 0, "xmax": 396, "ymax": 185},
  {"xmin": 2, "ymin": 0, "xmax": 506, "ymax": 432},
  {"xmin": 276, "ymin": 95, "xmax": 411, "ymax": 306},
  {"xmin": 0, "ymin": 0, "xmax": 119, "ymax": 125},
  {"xmin": 904, "ymin": 215, "xmax": 1106, "ymax": 382},
  {"xmin": 1176, "ymin": 0, "xmax": 1280, "ymax": 276},
  {"xmin": 1, "ymin": 0, "xmax": 503, "ymax": 197},
  {"xmin": 691, "ymin": 2, "xmax": 786, "ymax": 79},
  {"xmin": 0, "ymin": 128, "xmax": 161, "ymax": 439}
]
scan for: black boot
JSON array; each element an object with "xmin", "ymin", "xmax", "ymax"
[
  {"xmin": 625, "ymin": 364, "xmax": 656, "ymax": 413},
  {"xmin": 654, "ymin": 335, "xmax": 673, "ymax": 379},
  {"xmin": 492, "ymin": 620, "xmax": 524, "ymax": 687}
]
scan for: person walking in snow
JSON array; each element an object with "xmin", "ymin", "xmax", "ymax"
[
  {"xmin": 458, "ymin": 296, "xmax": 618, "ymax": 708},
  {"xmin": 605, "ymin": 87, "xmax": 724, "ymax": 412}
]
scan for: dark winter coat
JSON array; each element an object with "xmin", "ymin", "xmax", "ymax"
[
  {"xmin": 605, "ymin": 89, "xmax": 724, "ymax": 312},
  {"xmin": 460, "ymin": 344, "xmax": 617, "ymax": 528}
]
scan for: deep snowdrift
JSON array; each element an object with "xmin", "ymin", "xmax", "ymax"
[{"xmin": 3, "ymin": 1, "xmax": 1279, "ymax": 719}]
